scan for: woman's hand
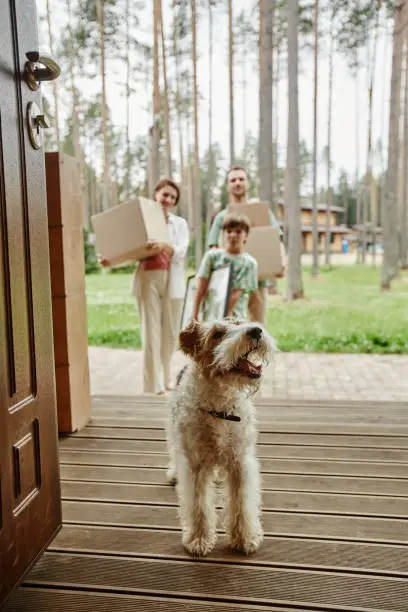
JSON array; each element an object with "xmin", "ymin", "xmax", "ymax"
[
  {"xmin": 98, "ymin": 255, "xmax": 110, "ymax": 268},
  {"xmin": 146, "ymin": 241, "xmax": 174, "ymax": 257},
  {"xmin": 161, "ymin": 242, "xmax": 174, "ymax": 257}
]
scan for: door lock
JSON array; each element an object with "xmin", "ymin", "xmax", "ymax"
[
  {"xmin": 25, "ymin": 52, "xmax": 61, "ymax": 92},
  {"xmin": 26, "ymin": 102, "xmax": 51, "ymax": 150}
]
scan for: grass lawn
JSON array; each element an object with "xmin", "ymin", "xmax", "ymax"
[{"xmin": 86, "ymin": 266, "xmax": 408, "ymax": 354}]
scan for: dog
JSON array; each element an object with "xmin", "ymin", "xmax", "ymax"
[{"xmin": 166, "ymin": 318, "xmax": 276, "ymax": 557}]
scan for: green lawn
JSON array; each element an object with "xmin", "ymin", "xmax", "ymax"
[{"xmin": 86, "ymin": 266, "xmax": 408, "ymax": 354}]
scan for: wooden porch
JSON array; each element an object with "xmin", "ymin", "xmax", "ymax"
[{"xmin": 4, "ymin": 394, "xmax": 408, "ymax": 611}]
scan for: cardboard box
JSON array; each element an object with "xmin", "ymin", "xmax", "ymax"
[
  {"xmin": 46, "ymin": 152, "xmax": 83, "ymax": 229},
  {"xmin": 245, "ymin": 227, "xmax": 283, "ymax": 280},
  {"xmin": 48, "ymin": 226, "xmax": 86, "ymax": 297},
  {"xmin": 45, "ymin": 152, "xmax": 91, "ymax": 434},
  {"xmin": 91, "ymin": 197, "xmax": 170, "ymax": 266},
  {"xmin": 227, "ymin": 202, "xmax": 270, "ymax": 227},
  {"xmin": 52, "ymin": 293, "xmax": 89, "ymax": 367},
  {"xmin": 55, "ymin": 356, "xmax": 91, "ymax": 433}
]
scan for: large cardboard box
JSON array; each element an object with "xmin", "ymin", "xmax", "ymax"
[
  {"xmin": 227, "ymin": 202, "xmax": 270, "ymax": 227},
  {"xmin": 91, "ymin": 197, "xmax": 169, "ymax": 266},
  {"xmin": 45, "ymin": 152, "xmax": 91, "ymax": 434},
  {"xmin": 46, "ymin": 152, "xmax": 83, "ymax": 229},
  {"xmin": 54, "ymin": 356, "xmax": 91, "ymax": 434},
  {"xmin": 48, "ymin": 226, "xmax": 86, "ymax": 296},
  {"xmin": 51, "ymin": 294, "xmax": 89, "ymax": 367},
  {"xmin": 245, "ymin": 227, "xmax": 283, "ymax": 280}
]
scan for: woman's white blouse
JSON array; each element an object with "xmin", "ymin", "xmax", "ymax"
[
  {"xmin": 167, "ymin": 213, "xmax": 189, "ymax": 299},
  {"xmin": 130, "ymin": 212, "xmax": 189, "ymax": 300}
]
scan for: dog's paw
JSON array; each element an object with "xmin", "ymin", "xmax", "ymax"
[
  {"xmin": 183, "ymin": 535, "xmax": 216, "ymax": 557},
  {"xmin": 166, "ymin": 466, "xmax": 177, "ymax": 485},
  {"xmin": 229, "ymin": 529, "xmax": 263, "ymax": 555}
]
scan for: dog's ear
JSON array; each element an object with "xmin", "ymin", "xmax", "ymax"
[{"xmin": 179, "ymin": 320, "xmax": 204, "ymax": 358}]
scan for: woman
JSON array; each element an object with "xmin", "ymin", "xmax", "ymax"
[{"xmin": 101, "ymin": 178, "xmax": 189, "ymax": 395}]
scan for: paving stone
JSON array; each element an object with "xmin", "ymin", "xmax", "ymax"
[{"xmin": 88, "ymin": 346, "xmax": 408, "ymax": 402}]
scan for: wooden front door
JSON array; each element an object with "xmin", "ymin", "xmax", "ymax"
[{"xmin": 0, "ymin": 0, "xmax": 62, "ymax": 605}]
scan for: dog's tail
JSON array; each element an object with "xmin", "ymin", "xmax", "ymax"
[{"xmin": 176, "ymin": 365, "xmax": 188, "ymax": 387}]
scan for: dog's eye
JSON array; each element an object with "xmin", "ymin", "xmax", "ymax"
[{"xmin": 212, "ymin": 330, "xmax": 224, "ymax": 340}]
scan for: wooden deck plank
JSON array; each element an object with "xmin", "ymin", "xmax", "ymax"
[
  {"xmin": 49, "ymin": 525, "xmax": 408, "ymax": 576},
  {"xmin": 60, "ymin": 436, "xmax": 408, "ymax": 462},
  {"xmin": 3, "ymin": 588, "xmax": 309, "ymax": 612},
  {"xmin": 74, "ymin": 426, "xmax": 408, "ymax": 449},
  {"xmin": 8, "ymin": 395, "xmax": 408, "ymax": 612},
  {"xmin": 89, "ymin": 406, "xmax": 408, "ymax": 423},
  {"xmin": 88, "ymin": 417, "xmax": 408, "ymax": 434},
  {"xmin": 62, "ymin": 500, "xmax": 408, "ymax": 544},
  {"xmin": 24, "ymin": 551, "xmax": 408, "ymax": 611},
  {"xmin": 59, "ymin": 449, "xmax": 408, "ymax": 477},
  {"xmin": 60, "ymin": 481, "xmax": 408, "ymax": 518},
  {"xmin": 59, "ymin": 464, "xmax": 408, "ymax": 496},
  {"xmin": 91, "ymin": 394, "xmax": 408, "ymax": 410}
]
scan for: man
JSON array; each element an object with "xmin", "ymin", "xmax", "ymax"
[
  {"xmin": 206, "ymin": 165, "xmax": 285, "ymax": 324},
  {"xmin": 193, "ymin": 214, "xmax": 258, "ymax": 321}
]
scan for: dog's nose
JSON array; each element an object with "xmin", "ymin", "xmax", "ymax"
[{"xmin": 248, "ymin": 326, "xmax": 262, "ymax": 340}]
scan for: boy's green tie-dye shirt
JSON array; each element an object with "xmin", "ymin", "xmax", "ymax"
[
  {"xmin": 206, "ymin": 207, "xmax": 281, "ymax": 288},
  {"xmin": 198, "ymin": 248, "xmax": 258, "ymax": 320}
]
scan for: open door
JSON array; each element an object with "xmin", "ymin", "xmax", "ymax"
[{"xmin": 0, "ymin": 0, "xmax": 62, "ymax": 605}]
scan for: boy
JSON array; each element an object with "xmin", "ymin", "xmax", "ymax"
[
  {"xmin": 192, "ymin": 214, "xmax": 258, "ymax": 321},
  {"xmin": 206, "ymin": 166, "xmax": 285, "ymax": 324}
]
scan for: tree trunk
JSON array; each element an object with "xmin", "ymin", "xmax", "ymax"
[
  {"xmin": 286, "ymin": 0, "xmax": 304, "ymax": 301},
  {"xmin": 379, "ymin": 25, "xmax": 390, "ymax": 264},
  {"xmin": 311, "ymin": 0, "xmax": 319, "ymax": 277},
  {"xmin": 363, "ymin": 9, "xmax": 380, "ymax": 265},
  {"xmin": 150, "ymin": 0, "xmax": 161, "ymax": 196},
  {"xmin": 159, "ymin": 0, "xmax": 172, "ymax": 177},
  {"xmin": 274, "ymin": 36, "xmax": 281, "ymax": 205},
  {"xmin": 355, "ymin": 55, "xmax": 362, "ymax": 263},
  {"xmin": 98, "ymin": 0, "xmax": 109, "ymax": 208},
  {"xmin": 381, "ymin": 2, "xmax": 404, "ymax": 289},
  {"xmin": 124, "ymin": 0, "xmax": 131, "ymax": 199},
  {"xmin": 185, "ymin": 116, "xmax": 194, "ymax": 229},
  {"xmin": 228, "ymin": 0, "xmax": 235, "ymax": 166},
  {"xmin": 401, "ymin": 27, "xmax": 408, "ymax": 269},
  {"xmin": 242, "ymin": 15, "xmax": 248, "ymax": 164},
  {"xmin": 67, "ymin": 0, "xmax": 87, "ymax": 223},
  {"xmin": 324, "ymin": 7, "xmax": 334, "ymax": 266},
  {"xmin": 206, "ymin": 0, "xmax": 214, "ymax": 234},
  {"xmin": 259, "ymin": 0, "xmax": 275, "ymax": 212},
  {"xmin": 172, "ymin": 1, "xmax": 184, "ymax": 169},
  {"xmin": 191, "ymin": 0, "xmax": 202, "ymax": 266},
  {"xmin": 45, "ymin": 0, "xmax": 60, "ymax": 149},
  {"xmin": 97, "ymin": 0, "xmax": 110, "ymax": 210}
]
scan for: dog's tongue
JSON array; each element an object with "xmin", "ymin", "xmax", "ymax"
[{"xmin": 239, "ymin": 358, "xmax": 262, "ymax": 376}]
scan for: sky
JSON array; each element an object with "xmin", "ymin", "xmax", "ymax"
[{"xmin": 35, "ymin": 0, "xmax": 393, "ymax": 190}]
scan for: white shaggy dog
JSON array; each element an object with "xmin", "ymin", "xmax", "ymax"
[{"xmin": 166, "ymin": 318, "xmax": 276, "ymax": 557}]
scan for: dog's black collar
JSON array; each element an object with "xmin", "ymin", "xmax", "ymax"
[{"xmin": 202, "ymin": 409, "xmax": 241, "ymax": 422}]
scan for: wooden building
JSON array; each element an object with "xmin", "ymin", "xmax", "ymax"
[{"xmin": 276, "ymin": 199, "xmax": 349, "ymax": 254}]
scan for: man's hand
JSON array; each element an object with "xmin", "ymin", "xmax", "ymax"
[{"xmin": 276, "ymin": 243, "xmax": 287, "ymax": 278}]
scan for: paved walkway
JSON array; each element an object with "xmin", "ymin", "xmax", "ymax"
[{"xmin": 88, "ymin": 346, "xmax": 408, "ymax": 402}]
